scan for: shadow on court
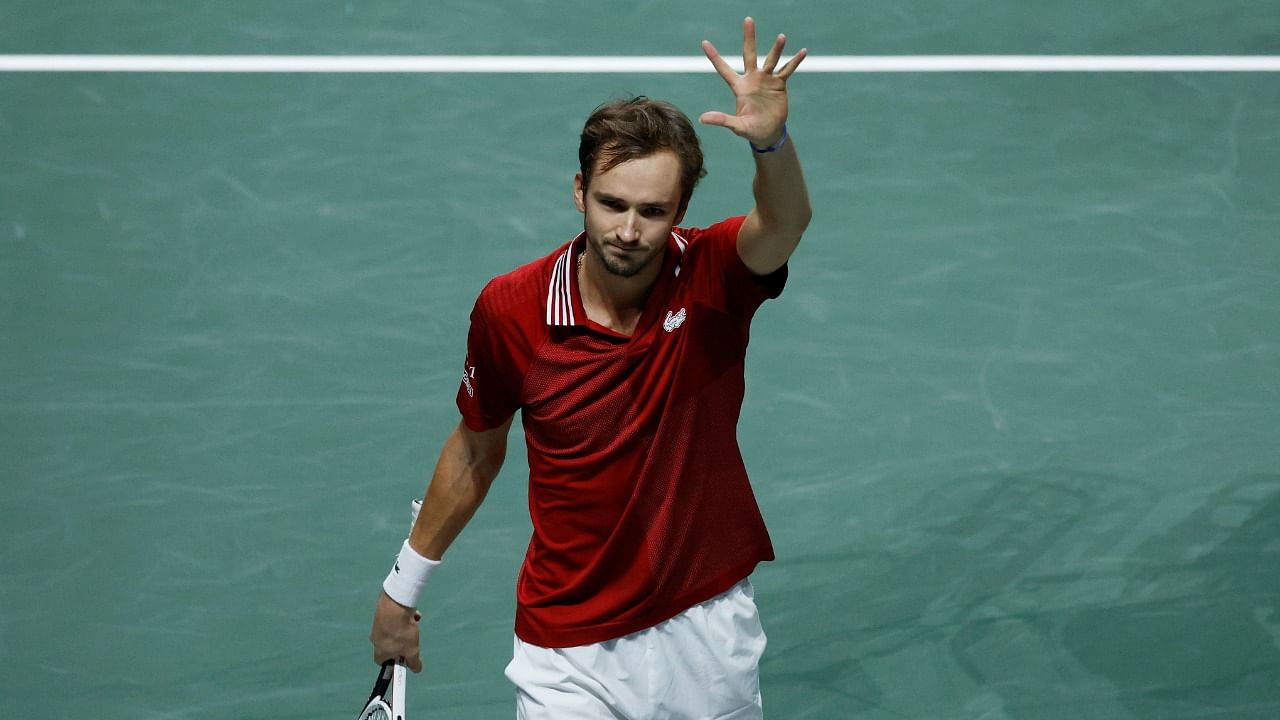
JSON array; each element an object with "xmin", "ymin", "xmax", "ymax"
[
  {"xmin": 762, "ymin": 471, "xmax": 1280, "ymax": 719},
  {"xmin": 1062, "ymin": 474, "xmax": 1280, "ymax": 720}
]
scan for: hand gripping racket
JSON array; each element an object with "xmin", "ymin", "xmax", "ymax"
[
  {"xmin": 358, "ymin": 659, "xmax": 406, "ymax": 720},
  {"xmin": 361, "ymin": 501, "xmax": 420, "ymax": 719}
]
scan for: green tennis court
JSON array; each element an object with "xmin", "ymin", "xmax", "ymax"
[{"xmin": 2, "ymin": 2, "xmax": 1278, "ymax": 718}]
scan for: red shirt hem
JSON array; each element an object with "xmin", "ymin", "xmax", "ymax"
[{"xmin": 512, "ymin": 558, "xmax": 771, "ymax": 648}]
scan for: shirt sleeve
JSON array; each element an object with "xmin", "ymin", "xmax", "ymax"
[
  {"xmin": 684, "ymin": 216, "xmax": 789, "ymax": 316},
  {"xmin": 456, "ymin": 282, "xmax": 524, "ymax": 431}
]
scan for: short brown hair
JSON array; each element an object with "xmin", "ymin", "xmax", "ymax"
[{"xmin": 578, "ymin": 97, "xmax": 707, "ymax": 210}]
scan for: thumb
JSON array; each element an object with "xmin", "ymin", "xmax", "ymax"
[{"xmin": 699, "ymin": 111, "xmax": 739, "ymax": 132}]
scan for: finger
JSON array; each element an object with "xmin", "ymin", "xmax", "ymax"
[
  {"xmin": 762, "ymin": 33, "xmax": 786, "ymax": 74},
  {"xmin": 777, "ymin": 47, "xmax": 809, "ymax": 80},
  {"xmin": 701, "ymin": 40, "xmax": 739, "ymax": 84},
  {"xmin": 698, "ymin": 110, "xmax": 728, "ymax": 127},
  {"xmin": 742, "ymin": 16, "xmax": 758, "ymax": 71},
  {"xmin": 698, "ymin": 111, "xmax": 744, "ymax": 136},
  {"xmin": 373, "ymin": 643, "xmax": 398, "ymax": 665},
  {"xmin": 373, "ymin": 642, "xmax": 408, "ymax": 666},
  {"xmin": 407, "ymin": 651, "xmax": 423, "ymax": 673}
]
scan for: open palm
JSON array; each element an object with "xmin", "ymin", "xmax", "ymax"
[{"xmin": 700, "ymin": 17, "xmax": 807, "ymax": 148}]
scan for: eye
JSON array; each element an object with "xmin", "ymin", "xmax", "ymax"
[{"xmin": 642, "ymin": 206, "xmax": 668, "ymax": 218}]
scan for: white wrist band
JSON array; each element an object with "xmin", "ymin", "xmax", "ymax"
[{"xmin": 382, "ymin": 539, "xmax": 440, "ymax": 608}]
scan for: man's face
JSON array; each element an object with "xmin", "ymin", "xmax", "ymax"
[{"xmin": 574, "ymin": 150, "xmax": 685, "ymax": 279}]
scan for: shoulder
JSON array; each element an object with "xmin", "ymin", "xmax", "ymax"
[
  {"xmin": 675, "ymin": 215, "xmax": 787, "ymax": 305},
  {"xmin": 671, "ymin": 216, "xmax": 748, "ymax": 272},
  {"xmin": 674, "ymin": 215, "xmax": 747, "ymax": 252}
]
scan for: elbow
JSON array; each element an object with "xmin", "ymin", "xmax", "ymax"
[
  {"xmin": 796, "ymin": 192, "xmax": 814, "ymax": 230},
  {"xmin": 777, "ymin": 205, "xmax": 812, "ymax": 244},
  {"xmin": 781, "ymin": 196, "xmax": 813, "ymax": 237},
  {"xmin": 758, "ymin": 200, "xmax": 812, "ymax": 239},
  {"xmin": 795, "ymin": 205, "xmax": 813, "ymax": 236}
]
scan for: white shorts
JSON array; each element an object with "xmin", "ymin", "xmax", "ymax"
[{"xmin": 505, "ymin": 580, "xmax": 767, "ymax": 720}]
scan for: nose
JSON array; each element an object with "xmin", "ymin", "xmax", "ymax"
[{"xmin": 617, "ymin": 212, "xmax": 640, "ymax": 244}]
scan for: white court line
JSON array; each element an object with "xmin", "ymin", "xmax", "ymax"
[{"xmin": 1, "ymin": 55, "xmax": 1279, "ymax": 73}]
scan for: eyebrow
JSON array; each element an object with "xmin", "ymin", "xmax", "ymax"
[{"xmin": 593, "ymin": 191, "xmax": 673, "ymax": 209}]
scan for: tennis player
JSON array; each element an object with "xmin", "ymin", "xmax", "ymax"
[{"xmin": 371, "ymin": 18, "xmax": 810, "ymax": 719}]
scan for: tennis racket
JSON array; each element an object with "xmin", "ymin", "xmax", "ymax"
[{"xmin": 358, "ymin": 658, "xmax": 407, "ymax": 720}]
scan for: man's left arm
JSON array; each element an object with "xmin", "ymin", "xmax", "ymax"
[{"xmin": 701, "ymin": 17, "xmax": 812, "ymax": 276}]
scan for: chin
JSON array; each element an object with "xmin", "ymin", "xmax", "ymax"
[
  {"xmin": 601, "ymin": 258, "xmax": 646, "ymax": 278},
  {"xmin": 603, "ymin": 247, "xmax": 663, "ymax": 278},
  {"xmin": 589, "ymin": 239, "xmax": 658, "ymax": 279}
]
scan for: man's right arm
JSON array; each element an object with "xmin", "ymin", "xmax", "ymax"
[{"xmin": 370, "ymin": 415, "xmax": 514, "ymax": 671}]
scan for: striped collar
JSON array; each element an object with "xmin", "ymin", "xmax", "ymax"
[{"xmin": 545, "ymin": 231, "xmax": 689, "ymax": 327}]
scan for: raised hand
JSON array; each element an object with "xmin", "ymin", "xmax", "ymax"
[{"xmin": 699, "ymin": 17, "xmax": 807, "ymax": 149}]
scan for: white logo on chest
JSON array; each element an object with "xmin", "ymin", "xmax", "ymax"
[{"xmin": 662, "ymin": 307, "xmax": 687, "ymax": 333}]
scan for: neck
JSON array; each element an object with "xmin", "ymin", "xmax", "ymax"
[{"xmin": 577, "ymin": 245, "xmax": 664, "ymax": 336}]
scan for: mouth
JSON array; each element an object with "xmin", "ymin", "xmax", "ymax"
[{"xmin": 596, "ymin": 241, "xmax": 653, "ymax": 278}]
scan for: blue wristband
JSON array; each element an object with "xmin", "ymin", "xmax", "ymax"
[{"xmin": 750, "ymin": 125, "xmax": 789, "ymax": 154}]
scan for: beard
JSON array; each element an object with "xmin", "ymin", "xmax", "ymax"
[{"xmin": 589, "ymin": 236, "xmax": 663, "ymax": 279}]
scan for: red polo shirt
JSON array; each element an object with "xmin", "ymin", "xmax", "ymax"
[{"xmin": 457, "ymin": 215, "xmax": 785, "ymax": 647}]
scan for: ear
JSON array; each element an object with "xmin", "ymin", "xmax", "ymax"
[{"xmin": 573, "ymin": 173, "xmax": 587, "ymax": 213}]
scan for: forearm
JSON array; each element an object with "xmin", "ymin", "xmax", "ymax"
[
  {"xmin": 372, "ymin": 419, "xmax": 507, "ymax": 670},
  {"xmin": 751, "ymin": 134, "xmax": 812, "ymax": 241},
  {"xmin": 408, "ymin": 422, "xmax": 507, "ymax": 560},
  {"xmin": 738, "ymin": 134, "xmax": 812, "ymax": 274}
]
